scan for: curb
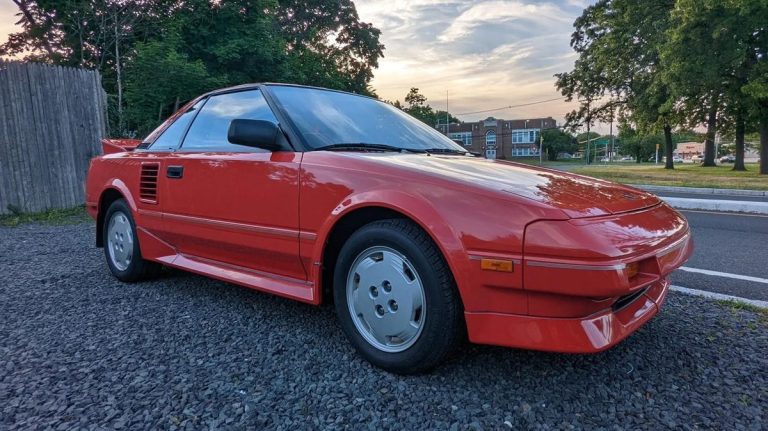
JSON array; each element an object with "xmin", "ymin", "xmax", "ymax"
[
  {"xmin": 632, "ymin": 184, "xmax": 768, "ymax": 197},
  {"xmin": 660, "ymin": 197, "xmax": 768, "ymax": 215}
]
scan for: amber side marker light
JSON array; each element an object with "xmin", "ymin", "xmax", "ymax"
[
  {"xmin": 626, "ymin": 262, "xmax": 640, "ymax": 279},
  {"xmin": 480, "ymin": 258, "xmax": 514, "ymax": 272}
]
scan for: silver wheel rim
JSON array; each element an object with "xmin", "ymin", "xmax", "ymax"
[
  {"xmin": 346, "ymin": 246, "xmax": 426, "ymax": 353},
  {"xmin": 107, "ymin": 211, "xmax": 133, "ymax": 271}
]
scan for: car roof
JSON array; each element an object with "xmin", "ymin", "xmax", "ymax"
[{"xmin": 204, "ymin": 82, "xmax": 376, "ymax": 101}]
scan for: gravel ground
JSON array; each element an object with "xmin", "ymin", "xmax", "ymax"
[{"xmin": 1, "ymin": 222, "xmax": 766, "ymax": 430}]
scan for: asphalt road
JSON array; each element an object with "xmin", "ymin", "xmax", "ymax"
[
  {"xmin": 669, "ymin": 210, "xmax": 768, "ymax": 301},
  {"xmin": 1, "ymin": 222, "xmax": 767, "ymax": 430}
]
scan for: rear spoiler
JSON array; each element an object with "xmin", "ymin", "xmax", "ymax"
[{"xmin": 102, "ymin": 139, "xmax": 142, "ymax": 155}]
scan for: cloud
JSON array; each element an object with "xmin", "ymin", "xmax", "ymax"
[
  {"xmin": 356, "ymin": 0, "xmax": 596, "ymax": 127},
  {"xmin": 438, "ymin": 1, "xmax": 571, "ymax": 43}
]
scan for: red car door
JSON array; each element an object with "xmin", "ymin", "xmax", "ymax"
[{"xmin": 159, "ymin": 89, "xmax": 306, "ymax": 281}]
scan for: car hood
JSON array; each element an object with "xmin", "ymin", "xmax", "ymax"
[{"xmin": 350, "ymin": 154, "xmax": 660, "ymax": 218}]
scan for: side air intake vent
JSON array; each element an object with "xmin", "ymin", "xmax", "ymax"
[{"xmin": 139, "ymin": 163, "xmax": 159, "ymax": 203}]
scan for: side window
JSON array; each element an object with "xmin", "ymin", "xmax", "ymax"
[
  {"xmin": 181, "ymin": 90, "xmax": 278, "ymax": 151},
  {"xmin": 149, "ymin": 100, "xmax": 204, "ymax": 151}
]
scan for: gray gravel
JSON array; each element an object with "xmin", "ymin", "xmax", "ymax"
[{"xmin": 1, "ymin": 222, "xmax": 766, "ymax": 430}]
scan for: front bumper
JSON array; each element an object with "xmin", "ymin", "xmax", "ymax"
[{"xmin": 464, "ymin": 278, "xmax": 669, "ymax": 353}]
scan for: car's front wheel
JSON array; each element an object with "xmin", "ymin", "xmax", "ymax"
[
  {"xmin": 103, "ymin": 199, "xmax": 161, "ymax": 282},
  {"xmin": 333, "ymin": 219, "xmax": 464, "ymax": 374}
]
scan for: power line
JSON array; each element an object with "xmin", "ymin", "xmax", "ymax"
[{"xmin": 456, "ymin": 97, "xmax": 565, "ymax": 116}]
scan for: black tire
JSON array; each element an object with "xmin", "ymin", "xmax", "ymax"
[
  {"xmin": 103, "ymin": 199, "xmax": 161, "ymax": 282},
  {"xmin": 333, "ymin": 219, "xmax": 464, "ymax": 374}
]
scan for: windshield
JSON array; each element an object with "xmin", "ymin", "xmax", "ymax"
[{"xmin": 268, "ymin": 85, "xmax": 467, "ymax": 152}]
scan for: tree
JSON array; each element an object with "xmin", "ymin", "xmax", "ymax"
[
  {"xmin": 2, "ymin": 0, "xmax": 385, "ymax": 137},
  {"xmin": 541, "ymin": 129, "xmax": 576, "ymax": 161},
  {"xmin": 125, "ymin": 31, "xmax": 224, "ymax": 136},
  {"xmin": 556, "ymin": 0, "xmax": 680, "ymax": 170},
  {"xmin": 738, "ymin": 2, "xmax": 768, "ymax": 175},
  {"xmin": 663, "ymin": 0, "xmax": 768, "ymax": 174},
  {"xmin": 662, "ymin": 0, "xmax": 738, "ymax": 168},
  {"xmin": 618, "ymin": 129, "xmax": 662, "ymax": 163},
  {"xmin": 394, "ymin": 88, "xmax": 459, "ymax": 127},
  {"xmin": 276, "ymin": 0, "xmax": 384, "ymax": 95},
  {"xmin": 1, "ymin": 0, "xmax": 172, "ymax": 134}
]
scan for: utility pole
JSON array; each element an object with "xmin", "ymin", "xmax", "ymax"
[
  {"xmin": 609, "ymin": 110, "xmax": 614, "ymax": 163},
  {"xmin": 445, "ymin": 90, "xmax": 450, "ymax": 137},
  {"xmin": 539, "ymin": 119, "xmax": 544, "ymax": 164}
]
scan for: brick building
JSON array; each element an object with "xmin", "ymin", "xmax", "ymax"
[{"xmin": 436, "ymin": 117, "xmax": 558, "ymax": 159}]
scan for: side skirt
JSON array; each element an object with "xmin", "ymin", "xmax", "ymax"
[{"xmin": 137, "ymin": 227, "xmax": 316, "ymax": 304}]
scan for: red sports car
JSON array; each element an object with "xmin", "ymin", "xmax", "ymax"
[{"xmin": 86, "ymin": 84, "xmax": 692, "ymax": 374}]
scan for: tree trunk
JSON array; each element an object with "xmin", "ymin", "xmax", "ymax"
[
  {"xmin": 114, "ymin": 12, "xmax": 123, "ymax": 135},
  {"xmin": 663, "ymin": 124, "xmax": 674, "ymax": 170},
  {"xmin": 702, "ymin": 94, "xmax": 718, "ymax": 167},
  {"xmin": 733, "ymin": 111, "xmax": 746, "ymax": 171},
  {"xmin": 760, "ymin": 112, "xmax": 768, "ymax": 175}
]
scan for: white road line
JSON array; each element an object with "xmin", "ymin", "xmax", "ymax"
[
  {"xmin": 678, "ymin": 267, "xmax": 768, "ymax": 285},
  {"xmin": 670, "ymin": 285, "xmax": 768, "ymax": 309}
]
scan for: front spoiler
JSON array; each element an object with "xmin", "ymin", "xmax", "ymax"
[{"xmin": 464, "ymin": 279, "xmax": 669, "ymax": 353}]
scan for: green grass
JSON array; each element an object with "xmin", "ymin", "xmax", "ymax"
[
  {"xmin": 0, "ymin": 206, "xmax": 90, "ymax": 227},
  {"xmin": 716, "ymin": 299, "xmax": 768, "ymax": 327},
  {"xmin": 569, "ymin": 163, "xmax": 768, "ymax": 190}
]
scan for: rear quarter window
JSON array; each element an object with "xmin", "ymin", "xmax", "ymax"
[
  {"xmin": 148, "ymin": 100, "xmax": 204, "ymax": 151},
  {"xmin": 180, "ymin": 90, "xmax": 278, "ymax": 152}
]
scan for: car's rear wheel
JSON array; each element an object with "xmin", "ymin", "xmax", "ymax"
[
  {"xmin": 333, "ymin": 219, "xmax": 464, "ymax": 374},
  {"xmin": 103, "ymin": 199, "xmax": 161, "ymax": 282}
]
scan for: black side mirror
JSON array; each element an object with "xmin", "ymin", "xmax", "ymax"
[{"xmin": 228, "ymin": 119, "xmax": 287, "ymax": 151}]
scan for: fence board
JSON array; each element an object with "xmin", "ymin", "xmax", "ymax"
[{"xmin": 0, "ymin": 61, "xmax": 106, "ymax": 214}]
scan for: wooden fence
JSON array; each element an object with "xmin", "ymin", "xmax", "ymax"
[{"xmin": 0, "ymin": 61, "xmax": 107, "ymax": 215}]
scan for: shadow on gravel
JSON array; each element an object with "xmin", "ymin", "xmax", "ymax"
[{"xmin": 1, "ymin": 223, "xmax": 766, "ymax": 430}]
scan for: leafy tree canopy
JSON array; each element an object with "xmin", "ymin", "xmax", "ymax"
[
  {"xmin": 392, "ymin": 87, "xmax": 459, "ymax": 126},
  {"xmin": 542, "ymin": 128, "xmax": 577, "ymax": 161},
  {"xmin": 1, "ymin": 0, "xmax": 384, "ymax": 136}
]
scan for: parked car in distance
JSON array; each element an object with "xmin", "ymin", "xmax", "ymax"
[
  {"xmin": 600, "ymin": 156, "xmax": 611, "ymax": 162},
  {"xmin": 719, "ymin": 155, "xmax": 735, "ymax": 163},
  {"xmin": 673, "ymin": 155, "xmax": 684, "ymax": 163},
  {"xmin": 619, "ymin": 156, "xmax": 634, "ymax": 162},
  {"xmin": 86, "ymin": 84, "xmax": 693, "ymax": 374},
  {"xmin": 691, "ymin": 154, "xmax": 703, "ymax": 163}
]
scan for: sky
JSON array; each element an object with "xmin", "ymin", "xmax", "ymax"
[
  {"xmin": 355, "ymin": 0, "xmax": 595, "ymax": 126},
  {"xmin": 0, "ymin": 0, "xmax": 598, "ymax": 129}
]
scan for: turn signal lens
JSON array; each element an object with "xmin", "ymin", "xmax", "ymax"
[
  {"xmin": 480, "ymin": 258, "xmax": 514, "ymax": 272},
  {"xmin": 626, "ymin": 262, "xmax": 639, "ymax": 279}
]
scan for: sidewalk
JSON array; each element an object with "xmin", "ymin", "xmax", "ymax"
[{"xmin": 632, "ymin": 185, "xmax": 768, "ymax": 214}]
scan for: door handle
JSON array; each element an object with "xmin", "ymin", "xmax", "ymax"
[{"xmin": 167, "ymin": 166, "xmax": 184, "ymax": 179}]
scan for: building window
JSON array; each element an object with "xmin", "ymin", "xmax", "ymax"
[
  {"xmin": 485, "ymin": 130, "xmax": 496, "ymax": 147},
  {"xmin": 512, "ymin": 146, "xmax": 534, "ymax": 157},
  {"xmin": 512, "ymin": 129, "xmax": 541, "ymax": 144},
  {"xmin": 449, "ymin": 132, "xmax": 472, "ymax": 147}
]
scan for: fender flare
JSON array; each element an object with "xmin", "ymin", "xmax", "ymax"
[
  {"xmin": 98, "ymin": 178, "xmax": 138, "ymax": 213},
  {"xmin": 309, "ymin": 188, "xmax": 472, "ymax": 302}
]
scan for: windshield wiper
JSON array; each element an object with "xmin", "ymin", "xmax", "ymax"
[
  {"xmin": 422, "ymin": 148, "xmax": 469, "ymax": 155},
  {"xmin": 314, "ymin": 143, "xmax": 426, "ymax": 153}
]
